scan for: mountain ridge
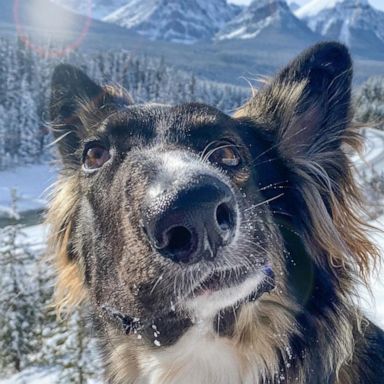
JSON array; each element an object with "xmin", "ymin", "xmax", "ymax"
[
  {"xmin": 295, "ymin": 0, "xmax": 384, "ymax": 57},
  {"xmin": 216, "ymin": 0, "xmax": 316, "ymax": 42},
  {"xmin": 104, "ymin": 0, "xmax": 241, "ymax": 43}
]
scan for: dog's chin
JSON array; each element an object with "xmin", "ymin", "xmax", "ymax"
[
  {"xmin": 99, "ymin": 266, "xmax": 275, "ymax": 346},
  {"xmin": 185, "ymin": 265, "xmax": 275, "ymax": 321}
]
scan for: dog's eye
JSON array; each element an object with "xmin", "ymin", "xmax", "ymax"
[
  {"xmin": 208, "ymin": 144, "xmax": 241, "ymax": 168},
  {"xmin": 83, "ymin": 145, "xmax": 110, "ymax": 170}
]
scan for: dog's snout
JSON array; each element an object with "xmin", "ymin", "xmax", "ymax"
[{"xmin": 143, "ymin": 175, "xmax": 237, "ymax": 264}]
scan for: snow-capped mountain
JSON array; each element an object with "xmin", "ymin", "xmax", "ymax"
[
  {"xmin": 295, "ymin": 0, "xmax": 384, "ymax": 50},
  {"xmin": 103, "ymin": 0, "xmax": 241, "ymax": 44},
  {"xmin": 216, "ymin": 0, "xmax": 314, "ymax": 41},
  {"xmin": 288, "ymin": 1, "xmax": 301, "ymax": 12},
  {"xmin": 50, "ymin": 0, "xmax": 128, "ymax": 19}
]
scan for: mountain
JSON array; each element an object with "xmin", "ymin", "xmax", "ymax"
[
  {"xmin": 295, "ymin": 0, "xmax": 384, "ymax": 57},
  {"xmin": 50, "ymin": 0, "xmax": 128, "ymax": 19},
  {"xmin": 288, "ymin": 1, "xmax": 301, "ymax": 12},
  {"xmin": 104, "ymin": 0, "xmax": 241, "ymax": 44},
  {"xmin": 216, "ymin": 0, "xmax": 316, "ymax": 43}
]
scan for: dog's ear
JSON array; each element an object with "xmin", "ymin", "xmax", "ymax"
[
  {"xmin": 237, "ymin": 43, "xmax": 380, "ymax": 279},
  {"xmin": 236, "ymin": 42, "xmax": 354, "ymax": 166},
  {"xmin": 50, "ymin": 64, "xmax": 133, "ymax": 162}
]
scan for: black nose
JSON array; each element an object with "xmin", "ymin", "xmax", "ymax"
[{"xmin": 143, "ymin": 175, "xmax": 237, "ymax": 264}]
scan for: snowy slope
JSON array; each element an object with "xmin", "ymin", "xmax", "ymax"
[
  {"xmin": 353, "ymin": 129, "xmax": 384, "ymax": 327},
  {"xmin": 0, "ymin": 367, "xmax": 60, "ymax": 384},
  {"xmin": 361, "ymin": 220, "xmax": 384, "ymax": 327},
  {"xmin": 216, "ymin": 0, "xmax": 315, "ymax": 41},
  {"xmin": 0, "ymin": 366, "xmax": 100, "ymax": 384},
  {"xmin": 353, "ymin": 128, "xmax": 384, "ymax": 173},
  {"xmin": 295, "ymin": 0, "xmax": 384, "ymax": 53},
  {"xmin": 288, "ymin": 1, "xmax": 301, "ymax": 12},
  {"xmin": 0, "ymin": 164, "xmax": 56, "ymax": 219},
  {"xmin": 104, "ymin": 0, "xmax": 241, "ymax": 43}
]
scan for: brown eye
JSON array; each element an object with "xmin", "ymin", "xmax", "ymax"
[
  {"xmin": 208, "ymin": 144, "xmax": 242, "ymax": 168},
  {"xmin": 83, "ymin": 145, "xmax": 110, "ymax": 170}
]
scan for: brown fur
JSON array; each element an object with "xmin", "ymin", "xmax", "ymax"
[{"xmin": 46, "ymin": 175, "xmax": 86, "ymax": 312}]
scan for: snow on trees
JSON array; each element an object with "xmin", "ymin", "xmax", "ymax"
[
  {"xmin": 355, "ymin": 76, "xmax": 384, "ymax": 129},
  {"xmin": 0, "ymin": 189, "xmax": 99, "ymax": 382},
  {"xmin": 0, "ymin": 190, "xmax": 39, "ymax": 373}
]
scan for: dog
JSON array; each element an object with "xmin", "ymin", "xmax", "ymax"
[{"xmin": 47, "ymin": 42, "xmax": 384, "ymax": 383}]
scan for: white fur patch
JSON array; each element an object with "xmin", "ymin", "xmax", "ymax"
[
  {"xmin": 186, "ymin": 271, "xmax": 265, "ymax": 320},
  {"xmin": 139, "ymin": 326, "xmax": 243, "ymax": 384}
]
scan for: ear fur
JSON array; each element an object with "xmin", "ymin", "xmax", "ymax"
[
  {"xmin": 50, "ymin": 64, "xmax": 133, "ymax": 162},
  {"xmin": 236, "ymin": 42, "xmax": 354, "ymax": 163},
  {"xmin": 236, "ymin": 42, "xmax": 378, "ymax": 283}
]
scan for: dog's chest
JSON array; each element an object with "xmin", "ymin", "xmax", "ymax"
[{"xmin": 137, "ymin": 326, "xmax": 245, "ymax": 384}]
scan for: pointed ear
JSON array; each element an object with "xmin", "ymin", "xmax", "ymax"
[
  {"xmin": 236, "ymin": 42, "xmax": 355, "ymax": 164},
  {"xmin": 50, "ymin": 64, "xmax": 133, "ymax": 162},
  {"xmin": 236, "ymin": 43, "xmax": 380, "ymax": 278}
]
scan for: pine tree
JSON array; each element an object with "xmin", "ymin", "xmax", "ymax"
[
  {"xmin": 56, "ymin": 309, "xmax": 99, "ymax": 384},
  {"xmin": 0, "ymin": 189, "xmax": 38, "ymax": 374},
  {"xmin": 0, "ymin": 104, "xmax": 6, "ymax": 170},
  {"xmin": 355, "ymin": 76, "xmax": 384, "ymax": 129},
  {"xmin": 18, "ymin": 75, "xmax": 40, "ymax": 162}
]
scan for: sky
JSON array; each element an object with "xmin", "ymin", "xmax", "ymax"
[{"xmin": 229, "ymin": 0, "xmax": 384, "ymax": 11}]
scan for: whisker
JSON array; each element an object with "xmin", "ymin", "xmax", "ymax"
[
  {"xmin": 258, "ymin": 181, "xmax": 289, "ymax": 192},
  {"xmin": 240, "ymin": 238, "xmax": 270, "ymax": 254},
  {"xmin": 45, "ymin": 129, "xmax": 73, "ymax": 149},
  {"xmin": 248, "ymin": 142, "xmax": 281, "ymax": 166},
  {"xmin": 249, "ymin": 157, "xmax": 280, "ymax": 168},
  {"xmin": 150, "ymin": 273, "xmax": 164, "ymax": 295},
  {"xmin": 244, "ymin": 193, "xmax": 285, "ymax": 212}
]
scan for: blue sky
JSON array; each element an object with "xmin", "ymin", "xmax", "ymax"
[{"xmin": 229, "ymin": 0, "xmax": 384, "ymax": 11}]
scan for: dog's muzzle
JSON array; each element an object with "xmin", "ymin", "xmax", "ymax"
[{"xmin": 142, "ymin": 174, "xmax": 238, "ymax": 264}]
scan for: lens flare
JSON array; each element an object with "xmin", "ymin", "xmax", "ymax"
[{"xmin": 13, "ymin": 0, "xmax": 93, "ymax": 58}]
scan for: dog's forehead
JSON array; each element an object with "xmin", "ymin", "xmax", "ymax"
[{"xmin": 100, "ymin": 102, "xmax": 232, "ymax": 140}]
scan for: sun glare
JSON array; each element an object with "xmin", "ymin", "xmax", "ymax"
[{"xmin": 13, "ymin": 0, "xmax": 92, "ymax": 57}]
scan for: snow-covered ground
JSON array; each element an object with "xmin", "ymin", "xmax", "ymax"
[
  {"xmin": 0, "ymin": 367, "xmax": 100, "ymax": 384},
  {"xmin": 0, "ymin": 164, "xmax": 56, "ymax": 219},
  {"xmin": 0, "ymin": 367, "xmax": 60, "ymax": 384},
  {"xmin": 353, "ymin": 128, "xmax": 384, "ymax": 172},
  {"xmin": 360, "ymin": 217, "xmax": 384, "ymax": 328}
]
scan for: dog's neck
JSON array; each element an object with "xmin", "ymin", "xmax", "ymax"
[{"xmin": 103, "ymin": 303, "xmax": 288, "ymax": 384}]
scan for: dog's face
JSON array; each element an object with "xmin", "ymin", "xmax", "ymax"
[
  {"xmin": 50, "ymin": 43, "xmax": 368, "ymax": 353},
  {"xmin": 53, "ymin": 99, "xmax": 285, "ymax": 340}
]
